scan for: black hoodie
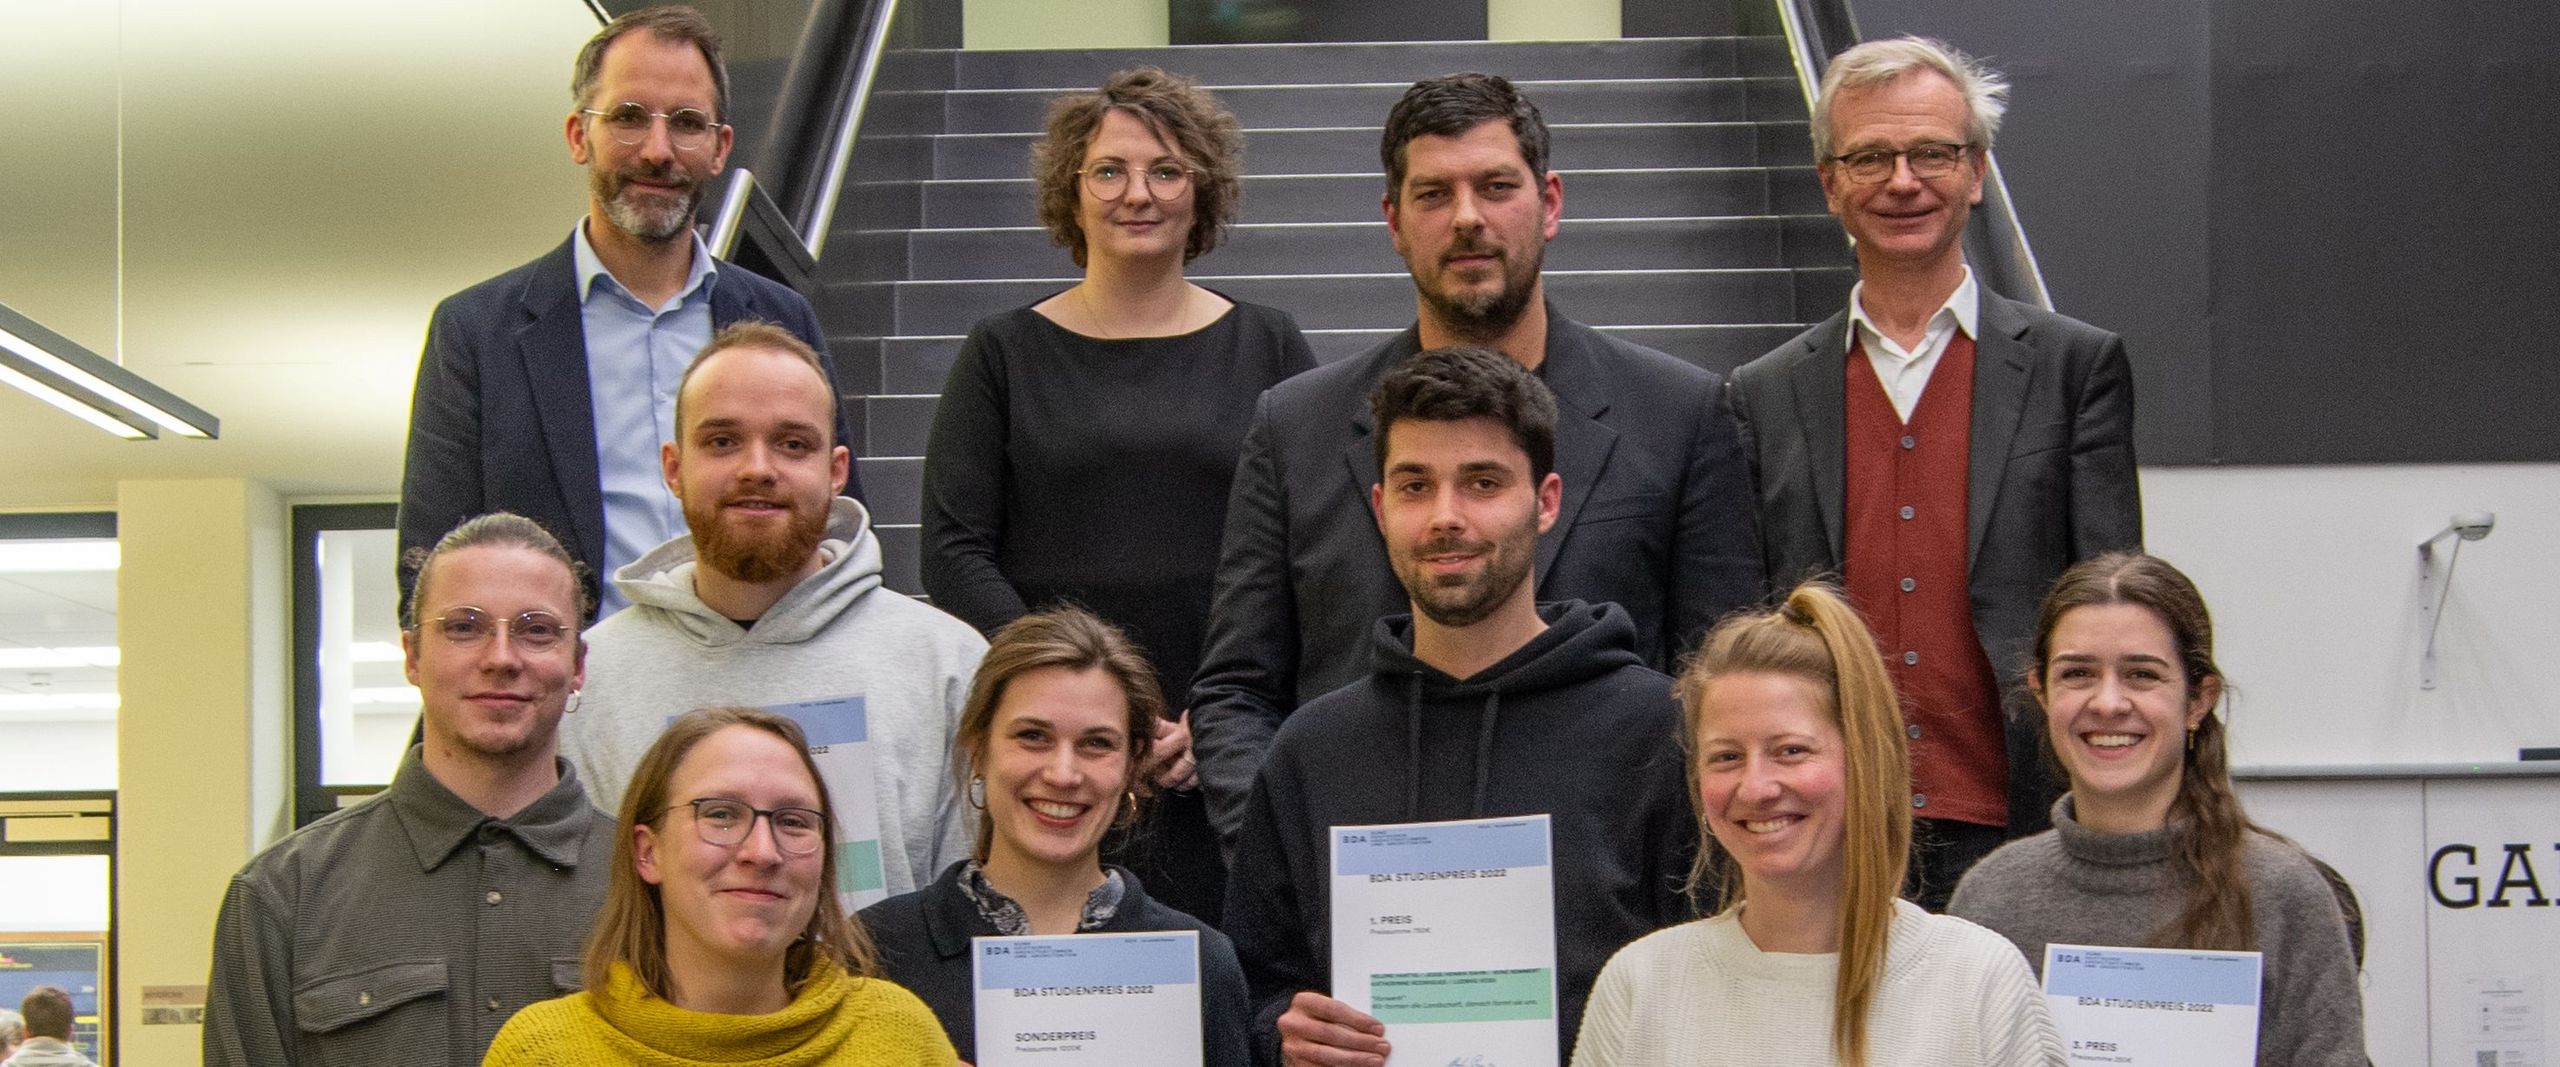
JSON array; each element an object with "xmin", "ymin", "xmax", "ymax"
[{"xmin": 1221, "ymin": 600, "xmax": 1699, "ymax": 1067}]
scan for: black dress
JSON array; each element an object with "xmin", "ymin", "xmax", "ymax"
[
  {"xmin": 858, "ymin": 862, "xmax": 1254, "ymax": 1067},
  {"xmin": 921, "ymin": 296, "xmax": 1316, "ymax": 921}
]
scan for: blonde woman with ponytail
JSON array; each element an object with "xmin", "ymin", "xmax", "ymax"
[
  {"xmin": 1573, "ymin": 583, "xmax": 2061, "ymax": 1066},
  {"xmin": 1950, "ymin": 553, "xmax": 2367, "ymax": 1064}
]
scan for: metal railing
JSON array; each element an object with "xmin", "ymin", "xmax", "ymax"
[{"xmin": 1770, "ymin": 0, "xmax": 2054, "ymax": 310}]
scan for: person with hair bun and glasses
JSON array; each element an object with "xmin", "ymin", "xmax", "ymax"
[
  {"xmin": 923, "ymin": 66, "xmax": 1313, "ymax": 926},
  {"xmin": 486, "ymin": 706, "xmax": 954, "ymax": 1066},
  {"xmin": 859, "ymin": 607, "xmax": 1251, "ymax": 1067},
  {"xmin": 1950, "ymin": 553, "xmax": 2367, "ymax": 1065},
  {"xmin": 1575, "ymin": 583, "xmax": 2061, "ymax": 1066}
]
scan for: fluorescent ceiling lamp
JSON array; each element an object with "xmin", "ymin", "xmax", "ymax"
[
  {"xmin": 0, "ymin": 692, "xmax": 117, "ymax": 712},
  {"xmin": 0, "ymin": 646, "xmax": 119, "ymax": 669},
  {"xmin": 0, "ymin": 299, "xmax": 220, "ymax": 439},
  {"xmin": 0, "ymin": 539, "xmax": 118, "ymax": 573}
]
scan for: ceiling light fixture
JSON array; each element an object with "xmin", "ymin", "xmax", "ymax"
[
  {"xmin": 0, "ymin": 299, "xmax": 220, "ymax": 439},
  {"xmin": 0, "ymin": 539, "xmax": 119, "ymax": 573}
]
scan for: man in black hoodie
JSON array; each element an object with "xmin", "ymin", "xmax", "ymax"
[{"xmin": 1223, "ymin": 346, "xmax": 1698, "ymax": 1067}]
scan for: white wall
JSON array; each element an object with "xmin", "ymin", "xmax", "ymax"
[
  {"xmin": 2150, "ymin": 463, "xmax": 2560, "ymax": 1063},
  {"xmin": 2141, "ymin": 463, "xmax": 2560, "ymax": 768}
]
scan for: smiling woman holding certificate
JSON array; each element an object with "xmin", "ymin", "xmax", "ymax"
[
  {"xmin": 859, "ymin": 607, "xmax": 1251, "ymax": 1067},
  {"xmin": 1573, "ymin": 584, "xmax": 2063, "ymax": 1066},
  {"xmin": 485, "ymin": 707, "xmax": 956, "ymax": 1065},
  {"xmin": 1949, "ymin": 554, "xmax": 2368, "ymax": 1065}
]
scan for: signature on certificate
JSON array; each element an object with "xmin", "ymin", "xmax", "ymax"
[{"xmin": 1445, "ymin": 1057, "xmax": 1497, "ymax": 1067}]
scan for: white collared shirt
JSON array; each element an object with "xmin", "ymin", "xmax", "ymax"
[
  {"xmin": 1846, "ymin": 266, "xmax": 1979, "ymax": 422},
  {"xmin": 571, "ymin": 220, "xmax": 721, "ymax": 617}
]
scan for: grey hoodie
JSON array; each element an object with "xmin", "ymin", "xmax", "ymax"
[{"xmin": 564, "ymin": 497, "xmax": 985, "ymax": 899}]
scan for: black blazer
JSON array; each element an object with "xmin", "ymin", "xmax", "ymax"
[
  {"xmin": 395, "ymin": 235, "xmax": 859, "ymax": 620},
  {"xmin": 1727, "ymin": 289, "xmax": 2141, "ymax": 834},
  {"xmin": 857, "ymin": 862, "xmax": 1252, "ymax": 1067},
  {"xmin": 1189, "ymin": 309, "xmax": 1763, "ymax": 847}
]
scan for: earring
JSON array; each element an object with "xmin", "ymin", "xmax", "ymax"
[
  {"xmin": 566, "ymin": 689, "xmax": 582, "ymax": 714},
  {"xmin": 1120, "ymin": 791, "xmax": 1139, "ymax": 822},
  {"xmin": 967, "ymin": 776, "xmax": 986, "ymax": 810},
  {"xmin": 2186, "ymin": 726, "xmax": 2199, "ymax": 754}
]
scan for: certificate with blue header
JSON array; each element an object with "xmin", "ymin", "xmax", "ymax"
[
  {"xmin": 1330, "ymin": 815, "xmax": 1557, "ymax": 1067},
  {"xmin": 761, "ymin": 695, "xmax": 888, "ymax": 908},
  {"xmin": 972, "ymin": 931, "xmax": 1203, "ymax": 1066},
  {"xmin": 2043, "ymin": 943, "xmax": 2261, "ymax": 1065}
]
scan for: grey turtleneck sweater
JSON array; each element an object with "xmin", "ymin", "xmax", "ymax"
[{"xmin": 1948, "ymin": 796, "xmax": 2368, "ymax": 1066}]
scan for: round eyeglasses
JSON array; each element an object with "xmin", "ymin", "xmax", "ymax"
[
  {"xmin": 660, "ymin": 797, "xmax": 827, "ymax": 856},
  {"xmin": 1827, "ymin": 142, "xmax": 1972, "ymax": 184},
  {"xmin": 418, "ymin": 607, "xmax": 571, "ymax": 652},
  {"xmin": 1083, "ymin": 161, "xmax": 1194, "ymax": 201},
  {"xmin": 582, "ymin": 101, "xmax": 723, "ymax": 151}
]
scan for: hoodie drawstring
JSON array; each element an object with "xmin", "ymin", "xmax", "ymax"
[
  {"xmin": 1403, "ymin": 672, "xmax": 1425, "ymax": 822},
  {"xmin": 1470, "ymin": 689, "xmax": 1501, "ymax": 818}
]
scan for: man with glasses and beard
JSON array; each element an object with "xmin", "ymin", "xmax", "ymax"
[
  {"xmin": 207, "ymin": 513, "xmax": 613, "ymax": 1066},
  {"xmin": 399, "ymin": 5, "xmax": 860, "ymax": 625},
  {"xmin": 564, "ymin": 322, "xmax": 985, "ymax": 900},
  {"xmin": 1221, "ymin": 346, "xmax": 1696, "ymax": 1067},
  {"xmin": 1190, "ymin": 73, "xmax": 1761, "ymax": 854}
]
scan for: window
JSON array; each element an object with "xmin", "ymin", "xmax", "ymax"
[
  {"xmin": 291, "ymin": 504, "xmax": 408, "ymax": 828},
  {"xmin": 0, "ymin": 512, "xmax": 116, "ymax": 1063}
]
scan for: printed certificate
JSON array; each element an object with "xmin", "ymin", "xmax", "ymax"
[
  {"xmin": 973, "ymin": 931, "xmax": 1203, "ymax": 1066},
  {"xmin": 762, "ymin": 695, "xmax": 888, "ymax": 908},
  {"xmin": 2043, "ymin": 943, "xmax": 2262, "ymax": 1065},
  {"xmin": 1330, "ymin": 815, "xmax": 1557, "ymax": 1067}
]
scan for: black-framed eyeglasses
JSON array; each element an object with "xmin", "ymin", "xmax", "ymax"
[
  {"xmin": 1083, "ymin": 161, "xmax": 1194, "ymax": 201},
  {"xmin": 582, "ymin": 102, "xmax": 723, "ymax": 150},
  {"xmin": 1827, "ymin": 142, "xmax": 1972, "ymax": 184},
  {"xmin": 416, "ymin": 607, "xmax": 571, "ymax": 651},
  {"xmin": 658, "ymin": 797, "xmax": 827, "ymax": 855}
]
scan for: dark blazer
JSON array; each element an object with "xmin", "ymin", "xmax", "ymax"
[
  {"xmin": 1727, "ymin": 289, "xmax": 2141, "ymax": 834},
  {"xmin": 857, "ymin": 862, "xmax": 1252, "ymax": 1067},
  {"xmin": 1189, "ymin": 309, "xmax": 1763, "ymax": 847},
  {"xmin": 396, "ymin": 236, "xmax": 859, "ymax": 619}
]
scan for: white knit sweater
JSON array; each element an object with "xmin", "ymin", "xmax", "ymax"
[{"xmin": 1572, "ymin": 899, "xmax": 2063, "ymax": 1066}]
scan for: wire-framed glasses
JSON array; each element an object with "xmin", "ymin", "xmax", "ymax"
[
  {"xmin": 581, "ymin": 101, "xmax": 722, "ymax": 150},
  {"xmin": 418, "ymin": 607, "xmax": 571, "ymax": 651},
  {"xmin": 1083, "ymin": 161, "xmax": 1194, "ymax": 200}
]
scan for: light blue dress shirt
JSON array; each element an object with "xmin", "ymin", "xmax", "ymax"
[{"xmin": 571, "ymin": 222, "xmax": 719, "ymax": 617}]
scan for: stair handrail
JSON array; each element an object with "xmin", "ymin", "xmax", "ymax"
[
  {"xmin": 1770, "ymin": 0, "xmax": 2053, "ymax": 310},
  {"xmin": 799, "ymin": 0, "xmax": 902, "ymax": 259}
]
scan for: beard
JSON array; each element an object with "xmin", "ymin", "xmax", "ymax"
[
  {"xmin": 591, "ymin": 158, "xmax": 703, "ymax": 243},
  {"xmin": 1416, "ymin": 239, "xmax": 1544, "ymax": 342},
  {"xmin": 1400, "ymin": 528, "xmax": 1537, "ymax": 629},
  {"xmin": 688, "ymin": 491, "xmax": 828, "ymax": 584}
]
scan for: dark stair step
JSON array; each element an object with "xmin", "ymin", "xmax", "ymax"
[
  {"xmin": 945, "ymin": 37, "xmax": 1791, "ymax": 89},
  {"xmin": 887, "ymin": 165, "xmax": 1826, "ymax": 229},
  {"xmin": 918, "ymin": 121, "xmax": 1810, "ymax": 180},
  {"xmin": 918, "ymin": 76, "xmax": 1799, "ymax": 134}
]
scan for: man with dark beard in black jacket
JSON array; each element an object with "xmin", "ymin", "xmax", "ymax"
[{"xmin": 1222, "ymin": 346, "xmax": 1699, "ymax": 1067}]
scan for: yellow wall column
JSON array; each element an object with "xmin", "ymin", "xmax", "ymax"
[
  {"xmin": 1490, "ymin": 0, "xmax": 1621, "ymax": 41},
  {"xmin": 965, "ymin": 0, "xmax": 1166, "ymax": 49},
  {"xmin": 114, "ymin": 479, "xmax": 289, "ymax": 1067}
]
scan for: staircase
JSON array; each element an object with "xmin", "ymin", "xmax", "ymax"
[{"xmin": 816, "ymin": 35, "xmax": 1854, "ymax": 595}]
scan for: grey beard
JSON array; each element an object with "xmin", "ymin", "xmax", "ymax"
[{"xmin": 605, "ymin": 190, "xmax": 697, "ymax": 243}]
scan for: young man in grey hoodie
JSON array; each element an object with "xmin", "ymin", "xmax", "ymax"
[{"xmin": 565, "ymin": 321, "xmax": 985, "ymax": 900}]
